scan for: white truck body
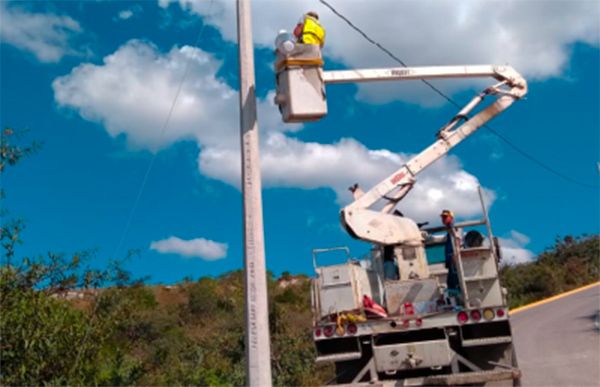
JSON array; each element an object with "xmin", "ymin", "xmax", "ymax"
[
  {"xmin": 274, "ymin": 41, "xmax": 526, "ymax": 385},
  {"xmin": 310, "ymin": 214, "xmax": 519, "ymax": 385}
]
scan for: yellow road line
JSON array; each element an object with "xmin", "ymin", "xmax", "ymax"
[{"xmin": 510, "ymin": 281, "xmax": 600, "ymax": 315}]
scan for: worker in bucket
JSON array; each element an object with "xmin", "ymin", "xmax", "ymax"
[
  {"xmin": 293, "ymin": 11, "xmax": 326, "ymax": 47},
  {"xmin": 441, "ymin": 210, "xmax": 461, "ymax": 303}
]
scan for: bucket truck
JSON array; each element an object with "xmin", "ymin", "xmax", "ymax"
[{"xmin": 274, "ymin": 39, "xmax": 527, "ymax": 386}]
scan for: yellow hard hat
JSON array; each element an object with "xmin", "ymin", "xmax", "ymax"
[{"xmin": 440, "ymin": 209, "xmax": 454, "ymax": 218}]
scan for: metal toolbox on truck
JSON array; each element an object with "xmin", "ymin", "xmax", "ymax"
[
  {"xmin": 315, "ymin": 262, "xmax": 382, "ymax": 318},
  {"xmin": 372, "ymin": 339, "xmax": 452, "ymax": 372},
  {"xmin": 384, "ymin": 278, "xmax": 441, "ymax": 316}
]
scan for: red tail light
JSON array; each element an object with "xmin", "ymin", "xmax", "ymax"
[
  {"xmin": 402, "ymin": 319, "xmax": 410, "ymax": 328},
  {"xmin": 323, "ymin": 325, "xmax": 334, "ymax": 337},
  {"xmin": 496, "ymin": 308, "xmax": 505, "ymax": 318},
  {"xmin": 347, "ymin": 323, "xmax": 357, "ymax": 335},
  {"xmin": 470, "ymin": 310, "xmax": 482, "ymax": 322},
  {"xmin": 415, "ymin": 318, "xmax": 423, "ymax": 327},
  {"xmin": 457, "ymin": 311, "xmax": 469, "ymax": 324},
  {"xmin": 314, "ymin": 328, "xmax": 322, "ymax": 337},
  {"xmin": 404, "ymin": 303, "xmax": 415, "ymax": 315}
]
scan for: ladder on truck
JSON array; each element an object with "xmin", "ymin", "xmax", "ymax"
[{"xmin": 424, "ymin": 187, "xmax": 505, "ymax": 309}]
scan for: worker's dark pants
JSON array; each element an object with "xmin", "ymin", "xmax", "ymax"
[{"xmin": 447, "ymin": 264, "xmax": 459, "ymax": 291}]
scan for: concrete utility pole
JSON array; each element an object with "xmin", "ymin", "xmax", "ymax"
[{"xmin": 236, "ymin": 0, "xmax": 273, "ymax": 386}]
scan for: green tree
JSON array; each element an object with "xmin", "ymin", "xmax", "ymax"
[
  {"xmin": 1, "ymin": 128, "xmax": 41, "ymax": 264},
  {"xmin": 0, "ymin": 272, "xmax": 89, "ymax": 385},
  {"xmin": 501, "ymin": 235, "xmax": 599, "ymax": 308},
  {"xmin": 188, "ymin": 277, "xmax": 220, "ymax": 316},
  {"xmin": 0, "ymin": 130, "xmax": 144, "ymax": 385}
]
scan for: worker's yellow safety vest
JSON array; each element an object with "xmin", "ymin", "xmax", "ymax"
[{"xmin": 302, "ymin": 16, "xmax": 325, "ymax": 47}]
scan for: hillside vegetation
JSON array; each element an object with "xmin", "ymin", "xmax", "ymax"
[
  {"xmin": 0, "ymin": 264, "xmax": 333, "ymax": 386},
  {"xmin": 501, "ymin": 235, "xmax": 599, "ymax": 308},
  {"xmin": 2, "ymin": 235, "xmax": 598, "ymax": 386},
  {"xmin": 1, "ymin": 130, "xmax": 598, "ymax": 385}
]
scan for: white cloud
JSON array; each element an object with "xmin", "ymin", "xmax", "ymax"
[
  {"xmin": 0, "ymin": 2, "xmax": 82, "ymax": 63},
  {"xmin": 160, "ymin": 0, "xmax": 600, "ymax": 105},
  {"xmin": 199, "ymin": 133, "xmax": 495, "ymax": 221},
  {"xmin": 150, "ymin": 236, "xmax": 228, "ymax": 260},
  {"xmin": 118, "ymin": 10, "xmax": 134, "ymax": 20},
  {"xmin": 53, "ymin": 40, "xmax": 496, "ymax": 223},
  {"xmin": 115, "ymin": 5, "xmax": 142, "ymax": 22},
  {"xmin": 509, "ymin": 230, "xmax": 530, "ymax": 246},
  {"xmin": 53, "ymin": 40, "xmax": 239, "ymax": 151},
  {"xmin": 499, "ymin": 230, "xmax": 535, "ymax": 265}
]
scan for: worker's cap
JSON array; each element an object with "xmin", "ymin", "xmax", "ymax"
[
  {"xmin": 306, "ymin": 11, "xmax": 319, "ymax": 19},
  {"xmin": 440, "ymin": 209, "xmax": 454, "ymax": 218}
]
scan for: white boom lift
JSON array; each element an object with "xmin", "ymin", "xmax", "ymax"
[
  {"xmin": 275, "ymin": 40, "xmax": 528, "ymax": 386},
  {"xmin": 274, "ymin": 44, "xmax": 527, "ymax": 247}
]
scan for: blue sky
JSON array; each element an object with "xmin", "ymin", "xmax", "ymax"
[{"xmin": 1, "ymin": 0, "xmax": 598, "ymax": 284}]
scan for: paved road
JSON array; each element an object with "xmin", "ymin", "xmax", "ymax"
[{"xmin": 511, "ymin": 284, "xmax": 600, "ymax": 387}]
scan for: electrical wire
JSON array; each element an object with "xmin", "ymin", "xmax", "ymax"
[
  {"xmin": 69, "ymin": 2, "xmax": 215, "ymax": 378},
  {"xmin": 318, "ymin": 0, "xmax": 599, "ymax": 189},
  {"xmin": 112, "ymin": 1, "xmax": 215, "ymax": 260}
]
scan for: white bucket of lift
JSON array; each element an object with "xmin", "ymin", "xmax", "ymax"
[{"xmin": 274, "ymin": 41, "xmax": 327, "ymax": 123}]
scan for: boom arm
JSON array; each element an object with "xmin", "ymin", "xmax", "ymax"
[
  {"xmin": 332, "ymin": 65, "xmax": 527, "ymax": 245},
  {"xmin": 323, "ymin": 65, "xmax": 525, "ymax": 86},
  {"xmin": 273, "ymin": 47, "xmax": 527, "ymax": 245}
]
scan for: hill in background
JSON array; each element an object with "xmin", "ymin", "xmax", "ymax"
[{"xmin": 1, "ymin": 235, "xmax": 597, "ymax": 385}]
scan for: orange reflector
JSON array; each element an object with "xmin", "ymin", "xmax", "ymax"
[{"xmin": 483, "ymin": 308, "xmax": 495, "ymax": 321}]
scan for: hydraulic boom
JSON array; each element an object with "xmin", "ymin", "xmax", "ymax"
[
  {"xmin": 330, "ymin": 66, "xmax": 527, "ymax": 245},
  {"xmin": 274, "ymin": 44, "xmax": 527, "ymax": 246}
]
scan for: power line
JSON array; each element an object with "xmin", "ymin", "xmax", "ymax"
[
  {"xmin": 483, "ymin": 125, "xmax": 599, "ymax": 189},
  {"xmin": 318, "ymin": 0, "xmax": 599, "ymax": 189},
  {"xmin": 317, "ymin": 0, "xmax": 458, "ymax": 108},
  {"xmin": 112, "ymin": 1, "xmax": 215, "ymax": 260},
  {"xmin": 70, "ymin": 2, "xmax": 215, "ymax": 378}
]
